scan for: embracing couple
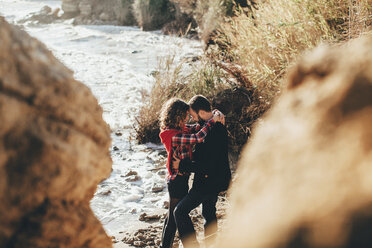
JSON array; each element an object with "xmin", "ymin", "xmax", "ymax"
[{"xmin": 159, "ymin": 95, "xmax": 231, "ymax": 248}]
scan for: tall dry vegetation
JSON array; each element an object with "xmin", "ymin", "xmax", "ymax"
[
  {"xmin": 216, "ymin": 32, "xmax": 372, "ymax": 248},
  {"xmin": 212, "ymin": 0, "xmax": 371, "ymax": 110},
  {"xmin": 135, "ymin": 55, "xmax": 231, "ymax": 143},
  {"xmin": 136, "ymin": 0, "xmax": 372, "ymax": 158}
]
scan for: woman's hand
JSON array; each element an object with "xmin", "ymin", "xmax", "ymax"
[
  {"xmin": 172, "ymin": 154, "xmax": 180, "ymax": 170},
  {"xmin": 213, "ymin": 110, "xmax": 225, "ymax": 125}
]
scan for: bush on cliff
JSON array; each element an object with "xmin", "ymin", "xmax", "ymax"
[
  {"xmin": 168, "ymin": 0, "xmax": 247, "ymax": 41},
  {"xmin": 120, "ymin": 0, "xmax": 137, "ymax": 25},
  {"xmin": 132, "ymin": 0, "xmax": 175, "ymax": 30}
]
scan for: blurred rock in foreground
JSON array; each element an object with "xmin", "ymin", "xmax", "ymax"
[
  {"xmin": 217, "ymin": 34, "xmax": 372, "ymax": 248},
  {"xmin": 0, "ymin": 18, "xmax": 112, "ymax": 248}
]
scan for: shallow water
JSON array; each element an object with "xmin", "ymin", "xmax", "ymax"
[{"xmin": 0, "ymin": 0, "xmax": 202, "ymax": 244}]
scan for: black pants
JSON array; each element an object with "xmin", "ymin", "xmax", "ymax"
[
  {"xmin": 173, "ymin": 188, "xmax": 218, "ymax": 247},
  {"xmin": 161, "ymin": 175, "xmax": 189, "ymax": 248}
]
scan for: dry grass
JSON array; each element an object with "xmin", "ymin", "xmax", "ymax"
[
  {"xmin": 135, "ymin": 55, "xmax": 231, "ymax": 143},
  {"xmin": 136, "ymin": 0, "xmax": 372, "ymax": 155},
  {"xmin": 207, "ymin": 0, "xmax": 372, "ymax": 141},
  {"xmin": 213, "ymin": 0, "xmax": 372, "ymax": 90},
  {"xmin": 214, "ymin": 1, "xmax": 336, "ymax": 97},
  {"xmin": 343, "ymin": 0, "xmax": 372, "ymax": 39}
]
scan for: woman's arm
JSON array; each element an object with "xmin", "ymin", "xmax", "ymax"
[
  {"xmin": 173, "ymin": 157, "xmax": 207, "ymax": 174},
  {"xmin": 172, "ymin": 118, "xmax": 215, "ymax": 146},
  {"xmin": 184, "ymin": 109, "xmax": 225, "ymax": 132},
  {"xmin": 184, "ymin": 123, "xmax": 200, "ymax": 133}
]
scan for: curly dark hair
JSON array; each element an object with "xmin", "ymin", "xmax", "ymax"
[{"xmin": 159, "ymin": 98, "xmax": 190, "ymax": 130}]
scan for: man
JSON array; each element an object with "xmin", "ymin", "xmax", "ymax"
[{"xmin": 173, "ymin": 95, "xmax": 231, "ymax": 247}]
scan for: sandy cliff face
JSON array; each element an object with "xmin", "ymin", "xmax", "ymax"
[
  {"xmin": 218, "ymin": 34, "xmax": 372, "ymax": 248},
  {"xmin": 0, "ymin": 18, "xmax": 112, "ymax": 248}
]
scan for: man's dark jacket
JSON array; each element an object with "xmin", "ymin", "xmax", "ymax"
[{"xmin": 179, "ymin": 122, "xmax": 231, "ymax": 194}]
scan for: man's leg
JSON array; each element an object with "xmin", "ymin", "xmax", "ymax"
[
  {"xmin": 173, "ymin": 189, "xmax": 204, "ymax": 247},
  {"xmin": 202, "ymin": 193, "xmax": 218, "ymax": 244}
]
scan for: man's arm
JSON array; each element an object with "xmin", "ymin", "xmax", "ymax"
[{"xmin": 177, "ymin": 158, "xmax": 208, "ymax": 174}]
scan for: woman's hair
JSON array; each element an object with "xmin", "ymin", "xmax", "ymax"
[{"xmin": 159, "ymin": 98, "xmax": 189, "ymax": 130}]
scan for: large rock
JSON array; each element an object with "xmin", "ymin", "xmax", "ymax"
[
  {"xmin": 62, "ymin": 0, "xmax": 135, "ymax": 25},
  {"xmin": 0, "ymin": 18, "xmax": 112, "ymax": 247},
  {"xmin": 217, "ymin": 34, "xmax": 372, "ymax": 248},
  {"xmin": 62, "ymin": 0, "xmax": 80, "ymax": 17},
  {"xmin": 79, "ymin": 0, "xmax": 92, "ymax": 17}
]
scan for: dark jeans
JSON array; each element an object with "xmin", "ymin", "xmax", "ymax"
[
  {"xmin": 173, "ymin": 188, "xmax": 218, "ymax": 247},
  {"xmin": 161, "ymin": 175, "xmax": 189, "ymax": 248},
  {"xmin": 161, "ymin": 197, "xmax": 181, "ymax": 248}
]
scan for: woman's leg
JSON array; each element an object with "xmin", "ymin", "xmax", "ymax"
[{"xmin": 161, "ymin": 197, "xmax": 181, "ymax": 248}]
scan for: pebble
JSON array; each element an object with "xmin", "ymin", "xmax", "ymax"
[
  {"xmin": 121, "ymin": 225, "xmax": 164, "ymax": 247},
  {"xmin": 151, "ymin": 184, "xmax": 164, "ymax": 193},
  {"xmin": 133, "ymin": 240, "xmax": 144, "ymax": 246},
  {"xmin": 157, "ymin": 170, "xmax": 166, "ymax": 176},
  {"xmin": 125, "ymin": 175, "xmax": 141, "ymax": 182},
  {"xmin": 125, "ymin": 170, "xmax": 138, "ymax": 177},
  {"xmin": 163, "ymin": 201, "xmax": 169, "ymax": 209},
  {"xmin": 100, "ymin": 190, "xmax": 111, "ymax": 196},
  {"xmin": 139, "ymin": 213, "xmax": 162, "ymax": 222}
]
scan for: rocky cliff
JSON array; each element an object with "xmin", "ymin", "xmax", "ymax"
[
  {"xmin": 62, "ymin": 0, "xmax": 135, "ymax": 25},
  {"xmin": 0, "ymin": 18, "xmax": 112, "ymax": 248},
  {"xmin": 217, "ymin": 34, "xmax": 372, "ymax": 248}
]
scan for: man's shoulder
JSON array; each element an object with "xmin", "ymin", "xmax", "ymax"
[
  {"xmin": 206, "ymin": 123, "xmax": 227, "ymax": 141},
  {"xmin": 212, "ymin": 122, "xmax": 227, "ymax": 133}
]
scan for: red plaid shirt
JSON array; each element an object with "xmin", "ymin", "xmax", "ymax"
[{"xmin": 168, "ymin": 118, "xmax": 215, "ymax": 181}]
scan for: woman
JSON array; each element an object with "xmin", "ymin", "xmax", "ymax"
[{"xmin": 159, "ymin": 98, "xmax": 222, "ymax": 248}]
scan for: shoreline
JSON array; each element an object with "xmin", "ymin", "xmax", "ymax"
[{"xmin": 114, "ymin": 191, "xmax": 229, "ymax": 247}]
